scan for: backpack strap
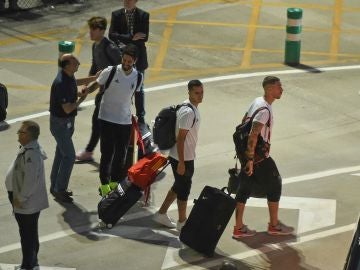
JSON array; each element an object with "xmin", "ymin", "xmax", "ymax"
[
  {"xmin": 246, "ymin": 106, "xmax": 271, "ymax": 141},
  {"xmin": 104, "ymin": 66, "xmax": 117, "ymax": 91},
  {"xmin": 131, "ymin": 72, "xmax": 143, "ymax": 104},
  {"xmin": 244, "ymin": 106, "xmax": 271, "ymax": 127}
]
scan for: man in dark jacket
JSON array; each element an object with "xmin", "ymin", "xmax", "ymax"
[
  {"xmin": 76, "ymin": 16, "xmax": 122, "ymax": 162},
  {"xmin": 109, "ymin": 0, "xmax": 149, "ymax": 123}
]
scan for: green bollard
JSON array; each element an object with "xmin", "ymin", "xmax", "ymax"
[
  {"xmin": 58, "ymin": 40, "xmax": 75, "ymax": 55},
  {"xmin": 58, "ymin": 41, "xmax": 75, "ymax": 68},
  {"xmin": 285, "ymin": 8, "xmax": 303, "ymax": 66}
]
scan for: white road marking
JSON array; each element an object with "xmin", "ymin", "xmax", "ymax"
[
  {"xmin": 2, "ymin": 64, "xmax": 360, "ymax": 125},
  {"xmin": 2, "ymin": 65, "xmax": 360, "ymax": 268},
  {"xmin": 161, "ymin": 223, "xmax": 356, "ymax": 270},
  {"xmin": 247, "ymin": 196, "xmax": 336, "ymax": 234},
  {"xmin": 0, "ymin": 166, "xmax": 358, "ymax": 255},
  {"xmin": 284, "ymin": 166, "xmax": 360, "ymax": 184},
  {"xmin": 0, "ymin": 204, "xmax": 176, "ymax": 255}
]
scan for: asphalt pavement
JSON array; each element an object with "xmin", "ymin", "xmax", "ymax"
[{"xmin": 1, "ymin": 0, "xmax": 360, "ymax": 269}]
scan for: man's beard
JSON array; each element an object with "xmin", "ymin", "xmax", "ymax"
[{"xmin": 122, "ymin": 65, "xmax": 131, "ymax": 72}]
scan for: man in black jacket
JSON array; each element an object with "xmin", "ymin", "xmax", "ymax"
[
  {"xmin": 109, "ymin": 0, "xmax": 149, "ymax": 123},
  {"xmin": 76, "ymin": 16, "xmax": 122, "ymax": 162}
]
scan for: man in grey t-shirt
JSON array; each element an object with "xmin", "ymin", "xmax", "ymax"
[{"xmin": 76, "ymin": 17, "xmax": 122, "ymax": 162}]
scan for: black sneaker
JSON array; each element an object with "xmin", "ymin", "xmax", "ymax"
[
  {"xmin": 54, "ymin": 191, "xmax": 73, "ymax": 203},
  {"xmin": 50, "ymin": 189, "xmax": 73, "ymax": 197}
]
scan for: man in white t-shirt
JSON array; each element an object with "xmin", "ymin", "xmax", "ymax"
[
  {"xmin": 86, "ymin": 44, "xmax": 143, "ymax": 196},
  {"xmin": 233, "ymin": 76, "xmax": 294, "ymax": 239},
  {"xmin": 153, "ymin": 80, "xmax": 203, "ymax": 231}
]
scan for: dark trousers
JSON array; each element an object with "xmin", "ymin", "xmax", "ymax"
[
  {"xmin": 85, "ymin": 92, "xmax": 102, "ymax": 152},
  {"xmin": 99, "ymin": 120, "xmax": 131, "ymax": 185},
  {"xmin": 169, "ymin": 157, "xmax": 194, "ymax": 201},
  {"xmin": 15, "ymin": 212, "xmax": 40, "ymax": 269}
]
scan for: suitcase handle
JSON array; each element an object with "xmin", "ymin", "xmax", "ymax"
[
  {"xmin": 193, "ymin": 187, "xmax": 231, "ymax": 205},
  {"xmin": 221, "ymin": 186, "xmax": 232, "ymax": 196}
]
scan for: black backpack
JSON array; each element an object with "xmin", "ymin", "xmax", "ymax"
[
  {"xmin": 233, "ymin": 106, "xmax": 271, "ymax": 164},
  {"xmin": 0, "ymin": 83, "xmax": 8, "ymax": 122},
  {"xmin": 153, "ymin": 103, "xmax": 195, "ymax": 150}
]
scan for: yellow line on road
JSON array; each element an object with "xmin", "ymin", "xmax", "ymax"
[
  {"xmin": 6, "ymin": 84, "xmax": 49, "ymax": 91},
  {"xmin": 73, "ymin": 24, "xmax": 89, "ymax": 57},
  {"xmin": 151, "ymin": 9, "xmax": 178, "ymax": 79},
  {"xmin": 150, "ymin": 19, "xmax": 273, "ymax": 29},
  {"xmin": 150, "ymin": 0, "xmax": 248, "ymax": 14},
  {"xmin": 330, "ymin": 0, "xmax": 343, "ymax": 62},
  {"xmin": 342, "ymin": 7, "xmax": 360, "ymax": 12},
  {"xmin": 0, "ymin": 57, "xmax": 92, "ymax": 68},
  {"xmin": 0, "ymin": 58, "xmax": 55, "ymax": 64},
  {"xmin": 241, "ymin": 0, "xmax": 262, "ymax": 68},
  {"xmin": 0, "ymin": 29, "xmax": 72, "ymax": 46},
  {"xmin": 264, "ymin": 2, "xmax": 333, "ymax": 11},
  {"xmin": 151, "ymin": 19, "xmax": 360, "ymax": 35}
]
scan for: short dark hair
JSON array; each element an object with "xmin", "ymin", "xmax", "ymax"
[
  {"xmin": 88, "ymin": 16, "xmax": 107, "ymax": 30},
  {"xmin": 122, "ymin": 44, "xmax": 138, "ymax": 60},
  {"xmin": 262, "ymin": 76, "xmax": 280, "ymax": 88},
  {"xmin": 188, "ymin": 79, "xmax": 203, "ymax": 91},
  {"xmin": 23, "ymin": 120, "xmax": 40, "ymax": 140}
]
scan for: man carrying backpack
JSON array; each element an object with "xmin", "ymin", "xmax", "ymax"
[
  {"xmin": 109, "ymin": 0, "xmax": 149, "ymax": 124},
  {"xmin": 85, "ymin": 44, "xmax": 143, "ymax": 197},
  {"xmin": 153, "ymin": 80, "xmax": 203, "ymax": 231},
  {"xmin": 76, "ymin": 16, "xmax": 122, "ymax": 162},
  {"xmin": 232, "ymin": 76, "xmax": 294, "ymax": 239}
]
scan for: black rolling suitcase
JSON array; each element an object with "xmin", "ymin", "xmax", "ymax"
[
  {"xmin": 179, "ymin": 186, "xmax": 236, "ymax": 257},
  {"xmin": 344, "ymin": 216, "xmax": 360, "ymax": 270},
  {"xmin": 98, "ymin": 183, "xmax": 142, "ymax": 228}
]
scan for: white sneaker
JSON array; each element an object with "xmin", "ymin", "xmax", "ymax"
[
  {"xmin": 176, "ymin": 219, "xmax": 187, "ymax": 231},
  {"xmin": 153, "ymin": 212, "xmax": 176, "ymax": 228}
]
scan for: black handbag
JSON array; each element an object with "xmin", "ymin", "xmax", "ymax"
[
  {"xmin": 228, "ymin": 158, "xmax": 267, "ymax": 198},
  {"xmin": 227, "ymin": 159, "xmax": 241, "ymax": 194}
]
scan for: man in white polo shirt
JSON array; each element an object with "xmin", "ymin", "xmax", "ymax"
[
  {"xmin": 153, "ymin": 80, "xmax": 204, "ymax": 231},
  {"xmin": 86, "ymin": 44, "xmax": 143, "ymax": 196}
]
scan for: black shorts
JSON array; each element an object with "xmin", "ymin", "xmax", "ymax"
[
  {"xmin": 235, "ymin": 157, "xmax": 282, "ymax": 203},
  {"xmin": 169, "ymin": 157, "xmax": 194, "ymax": 201}
]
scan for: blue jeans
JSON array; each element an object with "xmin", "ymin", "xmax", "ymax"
[{"xmin": 50, "ymin": 115, "xmax": 75, "ymax": 192}]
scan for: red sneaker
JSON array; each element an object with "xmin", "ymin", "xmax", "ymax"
[
  {"xmin": 232, "ymin": 225, "xmax": 256, "ymax": 239},
  {"xmin": 267, "ymin": 221, "xmax": 294, "ymax": 236}
]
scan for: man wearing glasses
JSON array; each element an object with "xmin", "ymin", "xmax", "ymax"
[{"xmin": 5, "ymin": 121, "xmax": 48, "ymax": 270}]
